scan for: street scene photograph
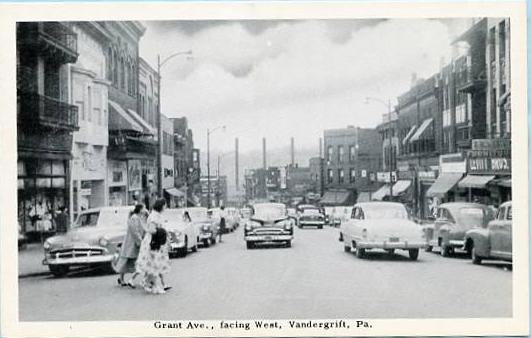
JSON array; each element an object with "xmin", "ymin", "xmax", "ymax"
[{"xmin": 15, "ymin": 16, "xmax": 514, "ymax": 322}]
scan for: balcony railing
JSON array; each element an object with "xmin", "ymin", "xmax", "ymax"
[
  {"xmin": 456, "ymin": 65, "xmax": 487, "ymax": 93},
  {"xmin": 17, "ymin": 90, "xmax": 79, "ymax": 131},
  {"xmin": 109, "ymin": 134, "xmax": 158, "ymax": 156},
  {"xmin": 17, "ymin": 22, "xmax": 78, "ymax": 63}
]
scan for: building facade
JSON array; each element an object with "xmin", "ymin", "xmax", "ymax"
[
  {"xmin": 17, "ymin": 22, "xmax": 80, "ymax": 236},
  {"xmin": 69, "ymin": 22, "xmax": 111, "ymax": 221},
  {"xmin": 161, "ymin": 114, "xmax": 178, "ymax": 207},
  {"xmin": 323, "ymin": 126, "xmax": 381, "ymax": 205}
]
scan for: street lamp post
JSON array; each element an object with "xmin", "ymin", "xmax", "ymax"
[
  {"xmin": 206, "ymin": 125, "xmax": 226, "ymax": 209},
  {"xmin": 156, "ymin": 50, "xmax": 192, "ymax": 199},
  {"xmin": 365, "ymin": 96, "xmax": 394, "ymax": 199}
]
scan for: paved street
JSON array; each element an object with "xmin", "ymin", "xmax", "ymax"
[{"xmin": 19, "ymin": 226, "xmax": 512, "ymax": 321}]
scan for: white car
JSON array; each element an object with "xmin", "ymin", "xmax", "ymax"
[
  {"xmin": 341, "ymin": 202, "xmax": 425, "ymax": 260},
  {"xmin": 297, "ymin": 206, "xmax": 325, "ymax": 229},
  {"xmin": 226, "ymin": 207, "xmax": 241, "ymax": 230},
  {"xmin": 162, "ymin": 209, "xmax": 199, "ymax": 258},
  {"xmin": 187, "ymin": 207, "xmax": 218, "ymax": 247}
]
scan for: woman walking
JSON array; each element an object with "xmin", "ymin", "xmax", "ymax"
[
  {"xmin": 114, "ymin": 204, "xmax": 145, "ymax": 287},
  {"xmin": 136, "ymin": 198, "xmax": 171, "ymax": 293}
]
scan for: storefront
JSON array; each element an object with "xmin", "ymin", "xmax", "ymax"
[
  {"xmin": 461, "ymin": 139, "xmax": 511, "ymax": 205},
  {"xmin": 18, "ymin": 158, "xmax": 69, "ymax": 238},
  {"xmin": 108, "ymin": 160, "xmax": 128, "ymax": 206},
  {"xmin": 416, "ymin": 168, "xmax": 438, "ymax": 219}
]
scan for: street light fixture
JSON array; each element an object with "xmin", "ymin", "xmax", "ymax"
[
  {"xmin": 207, "ymin": 125, "xmax": 226, "ymax": 209},
  {"xmin": 365, "ymin": 96, "xmax": 394, "ymax": 198},
  {"xmin": 156, "ymin": 50, "xmax": 193, "ymax": 199}
]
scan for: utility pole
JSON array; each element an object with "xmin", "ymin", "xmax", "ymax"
[{"xmin": 235, "ymin": 137, "xmax": 239, "ymax": 190}]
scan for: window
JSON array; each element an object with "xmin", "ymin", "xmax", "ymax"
[
  {"xmin": 338, "ymin": 169, "xmax": 344, "ymax": 184},
  {"xmin": 327, "ymin": 169, "xmax": 333, "ymax": 184},
  {"xmin": 349, "ymin": 168, "xmax": 356, "ymax": 183},
  {"xmin": 443, "ymin": 109, "xmax": 451, "ymax": 127},
  {"xmin": 327, "ymin": 146, "xmax": 333, "ymax": 162},
  {"xmin": 87, "ymin": 86, "xmax": 92, "ymax": 122},
  {"xmin": 349, "ymin": 145, "xmax": 355, "ymax": 161},
  {"xmin": 338, "ymin": 146, "xmax": 344, "ymax": 163}
]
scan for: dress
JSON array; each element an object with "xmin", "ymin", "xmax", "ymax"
[{"xmin": 135, "ymin": 210, "xmax": 170, "ymax": 278}]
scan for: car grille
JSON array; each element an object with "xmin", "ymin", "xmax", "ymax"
[
  {"xmin": 300, "ymin": 216, "xmax": 323, "ymax": 221},
  {"xmin": 49, "ymin": 248, "xmax": 104, "ymax": 259},
  {"xmin": 253, "ymin": 228, "xmax": 286, "ymax": 236}
]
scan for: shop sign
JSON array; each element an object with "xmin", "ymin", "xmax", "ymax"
[
  {"xmin": 398, "ymin": 171, "xmax": 414, "ymax": 180},
  {"xmin": 472, "ymin": 138, "xmax": 511, "ymax": 151},
  {"xmin": 468, "ymin": 149, "xmax": 511, "ymax": 175},
  {"xmin": 397, "ymin": 161, "xmax": 410, "ymax": 172},
  {"xmin": 377, "ymin": 171, "xmax": 397, "ymax": 183},
  {"xmin": 80, "ymin": 188, "xmax": 92, "ymax": 196},
  {"xmin": 418, "ymin": 170, "xmax": 436, "ymax": 180},
  {"xmin": 440, "ymin": 153, "xmax": 466, "ymax": 173}
]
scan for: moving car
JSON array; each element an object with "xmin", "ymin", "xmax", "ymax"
[
  {"xmin": 244, "ymin": 203, "xmax": 294, "ymax": 249},
  {"xmin": 186, "ymin": 207, "xmax": 218, "ymax": 247},
  {"xmin": 240, "ymin": 207, "xmax": 252, "ymax": 220},
  {"xmin": 42, "ymin": 207, "xmax": 132, "ymax": 277},
  {"xmin": 341, "ymin": 202, "xmax": 425, "ymax": 260},
  {"xmin": 297, "ymin": 205, "xmax": 325, "ymax": 229},
  {"xmin": 324, "ymin": 207, "xmax": 343, "ymax": 227},
  {"xmin": 226, "ymin": 207, "xmax": 241, "ymax": 231},
  {"xmin": 209, "ymin": 207, "xmax": 236, "ymax": 233},
  {"xmin": 424, "ymin": 202, "xmax": 493, "ymax": 257},
  {"xmin": 464, "ymin": 201, "xmax": 512, "ymax": 264},
  {"xmin": 162, "ymin": 208, "xmax": 199, "ymax": 258}
]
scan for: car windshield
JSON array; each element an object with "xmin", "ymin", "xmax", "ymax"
[
  {"xmin": 97, "ymin": 209, "xmax": 131, "ymax": 227},
  {"xmin": 457, "ymin": 207, "xmax": 486, "ymax": 227},
  {"xmin": 253, "ymin": 204, "xmax": 286, "ymax": 220},
  {"xmin": 363, "ymin": 205, "xmax": 408, "ymax": 220},
  {"xmin": 303, "ymin": 209, "xmax": 321, "ymax": 215},
  {"xmin": 75, "ymin": 212, "xmax": 99, "ymax": 227}
]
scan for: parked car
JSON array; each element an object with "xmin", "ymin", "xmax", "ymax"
[
  {"xmin": 162, "ymin": 208, "xmax": 199, "ymax": 258},
  {"xmin": 324, "ymin": 207, "xmax": 343, "ymax": 227},
  {"xmin": 186, "ymin": 207, "xmax": 218, "ymax": 247},
  {"xmin": 286, "ymin": 207, "xmax": 298, "ymax": 224},
  {"xmin": 464, "ymin": 201, "xmax": 512, "ymax": 264},
  {"xmin": 240, "ymin": 207, "xmax": 252, "ymax": 220},
  {"xmin": 42, "ymin": 207, "xmax": 132, "ymax": 277},
  {"xmin": 244, "ymin": 203, "xmax": 294, "ymax": 249},
  {"xmin": 424, "ymin": 202, "xmax": 493, "ymax": 257},
  {"xmin": 226, "ymin": 207, "xmax": 241, "ymax": 230},
  {"xmin": 297, "ymin": 205, "xmax": 325, "ymax": 229},
  {"xmin": 341, "ymin": 202, "xmax": 425, "ymax": 260},
  {"xmin": 209, "ymin": 207, "xmax": 236, "ymax": 233}
]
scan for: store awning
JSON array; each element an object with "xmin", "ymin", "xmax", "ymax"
[
  {"xmin": 320, "ymin": 191, "xmax": 350, "ymax": 205},
  {"xmin": 391, "ymin": 180, "xmax": 411, "ymax": 196},
  {"xmin": 371, "ymin": 185, "xmax": 390, "ymax": 201},
  {"xmin": 357, "ymin": 192, "xmax": 371, "ymax": 203},
  {"xmin": 109, "ymin": 100, "xmax": 144, "ymax": 133},
  {"xmin": 409, "ymin": 118, "xmax": 433, "ymax": 142},
  {"xmin": 402, "ymin": 125, "xmax": 417, "ymax": 145},
  {"xmin": 164, "ymin": 188, "xmax": 185, "ymax": 197},
  {"xmin": 458, "ymin": 175, "xmax": 496, "ymax": 189},
  {"xmin": 127, "ymin": 108, "xmax": 157, "ymax": 136},
  {"xmin": 426, "ymin": 173, "xmax": 462, "ymax": 197},
  {"xmin": 494, "ymin": 177, "xmax": 511, "ymax": 188}
]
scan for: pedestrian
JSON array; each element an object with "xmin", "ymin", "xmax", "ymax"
[
  {"xmin": 183, "ymin": 211, "xmax": 192, "ymax": 223},
  {"xmin": 114, "ymin": 204, "xmax": 145, "ymax": 288},
  {"xmin": 141, "ymin": 227, "xmax": 169, "ymax": 295},
  {"xmin": 54, "ymin": 206, "xmax": 69, "ymax": 234},
  {"xmin": 218, "ymin": 206, "xmax": 227, "ymax": 243},
  {"xmin": 136, "ymin": 198, "xmax": 171, "ymax": 293}
]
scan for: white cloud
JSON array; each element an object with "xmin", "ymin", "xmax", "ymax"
[{"xmin": 140, "ymin": 18, "xmax": 466, "ymax": 158}]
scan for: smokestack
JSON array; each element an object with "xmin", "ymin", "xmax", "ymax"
[
  {"xmin": 262, "ymin": 137, "xmax": 267, "ymax": 169},
  {"xmin": 411, "ymin": 72, "xmax": 417, "ymax": 87},
  {"xmin": 235, "ymin": 137, "xmax": 239, "ymax": 190},
  {"xmin": 290, "ymin": 137, "xmax": 295, "ymax": 167},
  {"xmin": 319, "ymin": 137, "xmax": 323, "ymax": 158}
]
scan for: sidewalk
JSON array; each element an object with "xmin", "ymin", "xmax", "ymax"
[{"xmin": 18, "ymin": 243, "xmax": 49, "ymax": 278}]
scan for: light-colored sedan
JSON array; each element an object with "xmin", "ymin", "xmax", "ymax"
[
  {"xmin": 226, "ymin": 207, "xmax": 241, "ymax": 231},
  {"xmin": 244, "ymin": 203, "xmax": 293, "ymax": 249},
  {"xmin": 341, "ymin": 202, "xmax": 425, "ymax": 260},
  {"xmin": 43, "ymin": 206, "xmax": 132, "ymax": 277},
  {"xmin": 186, "ymin": 207, "xmax": 218, "ymax": 247},
  {"xmin": 464, "ymin": 201, "xmax": 512, "ymax": 265},
  {"xmin": 162, "ymin": 208, "xmax": 199, "ymax": 258}
]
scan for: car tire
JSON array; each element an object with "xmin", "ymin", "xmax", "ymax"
[
  {"xmin": 471, "ymin": 244, "xmax": 482, "ymax": 265},
  {"xmin": 409, "ymin": 249, "xmax": 419, "ymax": 261},
  {"xmin": 49, "ymin": 265, "xmax": 69, "ymax": 277},
  {"xmin": 386, "ymin": 249, "xmax": 395, "ymax": 255},
  {"xmin": 339, "ymin": 233, "xmax": 344, "ymax": 242},
  {"xmin": 191, "ymin": 244, "xmax": 198, "ymax": 253},
  {"xmin": 211, "ymin": 237, "xmax": 217, "ymax": 245},
  {"xmin": 356, "ymin": 247, "xmax": 366, "ymax": 258},
  {"xmin": 246, "ymin": 242, "xmax": 255, "ymax": 250},
  {"xmin": 177, "ymin": 238, "xmax": 188, "ymax": 258},
  {"xmin": 318, "ymin": 225, "xmax": 323, "ymax": 229},
  {"xmin": 425, "ymin": 245, "xmax": 433, "ymax": 252},
  {"xmin": 202, "ymin": 239, "xmax": 210, "ymax": 248},
  {"xmin": 343, "ymin": 245, "xmax": 351, "ymax": 252},
  {"xmin": 285, "ymin": 240, "xmax": 291, "ymax": 248}
]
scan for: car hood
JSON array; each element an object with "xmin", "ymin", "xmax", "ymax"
[
  {"xmin": 48, "ymin": 226, "xmax": 126, "ymax": 247},
  {"xmin": 249, "ymin": 217, "xmax": 289, "ymax": 227}
]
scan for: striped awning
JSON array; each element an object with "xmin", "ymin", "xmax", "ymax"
[
  {"xmin": 409, "ymin": 118, "xmax": 433, "ymax": 142},
  {"xmin": 402, "ymin": 125, "xmax": 417, "ymax": 145},
  {"xmin": 458, "ymin": 175, "xmax": 495, "ymax": 189},
  {"xmin": 391, "ymin": 180, "xmax": 411, "ymax": 196},
  {"xmin": 109, "ymin": 100, "xmax": 143, "ymax": 133},
  {"xmin": 426, "ymin": 173, "xmax": 462, "ymax": 197},
  {"xmin": 371, "ymin": 185, "xmax": 390, "ymax": 201}
]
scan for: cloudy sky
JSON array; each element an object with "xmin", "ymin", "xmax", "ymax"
[{"xmin": 140, "ymin": 18, "xmax": 472, "ymax": 165}]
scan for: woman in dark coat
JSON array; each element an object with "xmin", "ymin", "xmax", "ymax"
[{"xmin": 114, "ymin": 204, "xmax": 146, "ymax": 287}]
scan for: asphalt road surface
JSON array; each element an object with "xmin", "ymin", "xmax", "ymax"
[{"xmin": 19, "ymin": 225, "xmax": 512, "ymax": 321}]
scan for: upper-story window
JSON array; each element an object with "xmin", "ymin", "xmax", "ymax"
[
  {"xmin": 338, "ymin": 146, "xmax": 344, "ymax": 163},
  {"xmin": 327, "ymin": 146, "xmax": 333, "ymax": 162},
  {"xmin": 349, "ymin": 145, "xmax": 355, "ymax": 162}
]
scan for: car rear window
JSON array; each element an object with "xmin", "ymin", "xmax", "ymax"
[{"xmin": 458, "ymin": 208, "xmax": 485, "ymax": 227}]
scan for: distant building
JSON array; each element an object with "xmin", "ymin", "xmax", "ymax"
[{"xmin": 199, "ymin": 175, "xmax": 227, "ymax": 208}]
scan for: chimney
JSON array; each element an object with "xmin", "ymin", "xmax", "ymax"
[
  {"xmin": 290, "ymin": 137, "xmax": 295, "ymax": 167},
  {"xmin": 262, "ymin": 137, "xmax": 267, "ymax": 169},
  {"xmin": 235, "ymin": 138, "xmax": 239, "ymax": 190}
]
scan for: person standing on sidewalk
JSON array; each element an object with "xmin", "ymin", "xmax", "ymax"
[{"xmin": 218, "ymin": 206, "xmax": 227, "ymax": 243}]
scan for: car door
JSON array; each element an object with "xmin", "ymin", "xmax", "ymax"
[
  {"xmin": 433, "ymin": 208, "xmax": 449, "ymax": 246},
  {"xmin": 490, "ymin": 205, "xmax": 512, "ymax": 259},
  {"xmin": 343, "ymin": 207, "xmax": 359, "ymax": 242}
]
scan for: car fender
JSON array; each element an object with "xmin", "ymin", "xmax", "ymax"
[{"xmin": 464, "ymin": 228, "xmax": 490, "ymax": 257}]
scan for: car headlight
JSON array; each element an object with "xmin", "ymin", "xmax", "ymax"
[
  {"xmin": 99, "ymin": 237, "xmax": 109, "ymax": 247},
  {"xmin": 43, "ymin": 240, "xmax": 51, "ymax": 250},
  {"xmin": 202, "ymin": 224, "xmax": 211, "ymax": 231}
]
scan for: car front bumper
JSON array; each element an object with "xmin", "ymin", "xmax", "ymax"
[
  {"xmin": 43, "ymin": 254, "xmax": 114, "ymax": 266},
  {"xmin": 448, "ymin": 239, "xmax": 465, "ymax": 247},
  {"xmin": 168, "ymin": 241, "xmax": 186, "ymax": 252},
  {"xmin": 245, "ymin": 234, "xmax": 293, "ymax": 242},
  {"xmin": 299, "ymin": 220, "xmax": 325, "ymax": 225},
  {"xmin": 356, "ymin": 240, "xmax": 426, "ymax": 250},
  {"xmin": 199, "ymin": 232, "xmax": 214, "ymax": 240}
]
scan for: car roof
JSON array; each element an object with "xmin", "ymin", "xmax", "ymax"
[
  {"xmin": 254, "ymin": 203, "xmax": 285, "ymax": 207},
  {"xmin": 439, "ymin": 202, "xmax": 487, "ymax": 210},
  {"xmin": 355, "ymin": 202, "xmax": 405, "ymax": 208},
  {"xmin": 500, "ymin": 201, "xmax": 512, "ymax": 207}
]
